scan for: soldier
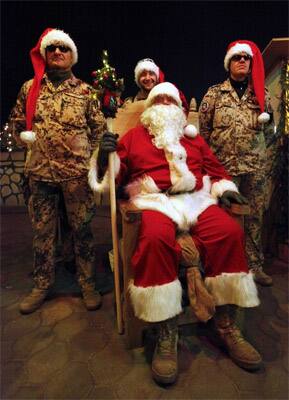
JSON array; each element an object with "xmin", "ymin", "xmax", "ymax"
[
  {"xmin": 89, "ymin": 82, "xmax": 262, "ymax": 384},
  {"xmin": 125, "ymin": 58, "xmax": 163, "ymax": 102},
  {"xmin": 199, "ymin": 40, "xmax": 274, "ymax": 286},
  {"xmin": 8, "ymin": 28, "xmax": 107, "ymax": 313},
  {"xmin": 125, "ymin": 58, "xmax": 189, "ymax": 112}
]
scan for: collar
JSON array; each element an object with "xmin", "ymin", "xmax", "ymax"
[
  {"xmin": 135, "ymin": 90, "xmax": 148, "ymax": 101},
  {"xmin": 42, "ymin": 72, "xmax": 78, "ymax": 87},
  {"xmin": 229, "ymin": 76, "xmax": 248, "ymax": 89},
  {"xmin": 220, "ymin": 78, "xmax": 254, "ymax": 94}
]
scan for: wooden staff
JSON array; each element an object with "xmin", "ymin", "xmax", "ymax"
[{"xmin": 107, "ymin": 117, "xmax": 123, "ymax": 334}]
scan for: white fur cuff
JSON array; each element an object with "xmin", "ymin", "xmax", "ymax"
[
  {"xmin": 88, "ymin": 149, "xmax": 120, "ymax": 193},
  {"xmin": 205, "ymin": 272, "xmax": 260, "ymax": 307},
  {"xmin": 20, "ymin": 131, "xmax": 36, "ymax": 144},
  {"xmin": 211, "ymin": 179, "xmax": 239, "ymax": 199},
  {"xmin": 128, "ymin": 279, "xmax": 183, "ymax": 322}
]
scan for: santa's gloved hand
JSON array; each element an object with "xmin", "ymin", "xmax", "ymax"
[
  {"xmin": 97, "ymin": 132, "xmax": 119, "ymax": 170},
  {"xmin": 219, "ymin": 190, "xmax": 248, "ymax": 208}
]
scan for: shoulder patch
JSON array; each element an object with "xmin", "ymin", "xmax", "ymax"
[{"xmin": 200, "ymin": 101, "xmax": 209, "ymax": 112}]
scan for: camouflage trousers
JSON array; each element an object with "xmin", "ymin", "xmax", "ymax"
[
  {"xmin": 233, "ymin": 172, "xmax": 266, "ymax": 270},
  {"xmin": 28, "ymin": 176, "xmax": 96, "ymax": 290}
]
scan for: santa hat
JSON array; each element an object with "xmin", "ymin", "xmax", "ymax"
[
  {"xmin": 134, "ymin": 58, "xmax": 165, "ymax": 87},
  {"xmin": 20, "ymin": 28, "xmax": 78, "ymax": 144},
  {"xmin": 145, "ymin": 82, "xmax": 197, "ymax": 137},
  {"xmin": 224, "ymin": 40, "xmax": 270, "ymax": 124}
]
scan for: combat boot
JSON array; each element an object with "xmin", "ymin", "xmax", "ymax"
[
  {"xmin": 152, "ymin": 316, "xmax": 178, "ymax": 384},
  {"xmin": 213, "ymin": 305, "xmax": 262, "ymax": 371},
  {"xmin": 19, "ymin": 288, "xmax": 49, "ymax": 314},
  {"xmin": 81, "ymin": 284, "xmax": 102, "ymax": 311},
  {"xmin": 252, "ymin": 268, "xmax": 273, "ymax": 286}
]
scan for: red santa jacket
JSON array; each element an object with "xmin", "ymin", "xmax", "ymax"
[{"xmin": 89, "ymin": 125, "xmax": 239, "ymax": 231}]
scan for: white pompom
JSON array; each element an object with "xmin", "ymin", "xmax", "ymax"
[
  {"xmin": 258, "ymin": 112, "xmax": 270, "ymax": 124},
  {"xmin": 184, "ymin": 124, "xmax": 198, "ymax": 138},
  {"xmin": 20, "ymin": 131, "xmax": 36, "ymax": 143}
]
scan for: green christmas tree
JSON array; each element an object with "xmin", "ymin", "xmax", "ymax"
[{"xmin": 91, "ymin": 50, "xmax": 125, "ymax": 118}]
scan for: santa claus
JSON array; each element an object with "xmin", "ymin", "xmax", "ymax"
[{"xmin": 89, "ymin": 82, "xmax": 262, "ymax": 384}]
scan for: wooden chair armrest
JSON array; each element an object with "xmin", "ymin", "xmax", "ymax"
[
  {"xmin": 229, "ymin": 203, "xmax": 250, "ymax": 216},
  {"xmin": 118, "ymin": 200, "xmax": 143, "ymax": 223}
]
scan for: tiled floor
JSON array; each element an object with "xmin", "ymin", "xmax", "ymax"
[{"xmin": 1, "ymin": 207, "xmax": 288, "ymax": 399}]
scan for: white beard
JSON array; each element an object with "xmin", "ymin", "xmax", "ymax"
[{"xmin": 141, "ymin": 104, "xmax": 186, "ymax": 149}]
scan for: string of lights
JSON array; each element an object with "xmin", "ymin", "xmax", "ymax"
[{"xmin": 0, "ymin": 123, "xmax": 14, "ymax": 152}]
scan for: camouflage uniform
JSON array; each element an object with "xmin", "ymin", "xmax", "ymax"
[
  {"xmin": 199, "ymin": 78, "xmax": 273, "ymax": 270},
  {"xmin": 9, "ymin": 74, "xmax": 106, "ymax": 289},
  {"xmin": 123, "ymin": 90, "xmax": 147, "ymax": 107}
]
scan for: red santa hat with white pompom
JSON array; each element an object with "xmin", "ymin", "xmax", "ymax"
[
  {"xmin": 20, "ymin": 28, "xmax": 78, "ymax": 144},
  {"xmin": 145, "ymin": 82, "xmax": 198, "ymax": 138},
  {"xmin": 224, "ymin": 40, "xmax": 270, "ymax": 124}
]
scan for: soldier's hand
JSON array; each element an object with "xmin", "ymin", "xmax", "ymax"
[
  {"xmin": 97, "ymin": 131, "xmax": 119, "ymax": 170},
  {"xmin": 219, "ymin": 190, "xmax": 248, "ymax": 208}
]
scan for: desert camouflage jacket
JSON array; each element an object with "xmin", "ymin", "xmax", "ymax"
[
  {"xmin": 8, "ymin": 74, "xmax": 106, "ymax": 181},
  {"xmin": 199, "ymin": 78, "xmax": 273, "ymax": 176}
]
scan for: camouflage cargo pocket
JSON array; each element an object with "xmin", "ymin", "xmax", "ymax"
[{"xmin": 213, "ymin": 103, "xmax": 234, "ymax": 129}]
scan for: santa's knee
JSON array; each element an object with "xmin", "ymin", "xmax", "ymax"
[{"xmin": 222, "ymin": 218, "xmax": 245, "ymax": 245}]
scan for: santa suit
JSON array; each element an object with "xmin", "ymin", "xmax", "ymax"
[{"xmin": 89, "ymin": 125, "xmax": 259, "ymax": 322}]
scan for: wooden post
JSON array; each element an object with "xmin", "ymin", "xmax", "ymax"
[{"xmin": 107, "ymin": 117, "xmax": 123, "ymax": 334}]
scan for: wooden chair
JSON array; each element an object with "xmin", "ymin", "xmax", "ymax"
[
  {"xmin": 106, "ymin": 97, "xmax": 249, "ymax": 348},
  {"xmin": 118, "ymin": 201, "xmax": 250, "ymax": 349}
]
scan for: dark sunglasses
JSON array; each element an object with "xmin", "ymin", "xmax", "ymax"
[
  {"xmin": 46, "ymin": 45, "xmax": 71, "ymax": 53},
  {"xmin": 231, "ymin": 54, "xmax": 251, "ymax": 62}
]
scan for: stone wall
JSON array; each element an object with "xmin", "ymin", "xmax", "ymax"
[{"xmin": 0, "ymin": 151, "xmax": 26, "ymax": 206}]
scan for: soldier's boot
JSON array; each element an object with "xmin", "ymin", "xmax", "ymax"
[
  {"xmin": 252, "ymin": 267, "xmax": 273, "ymax": 286},
  {"xmin": 213, "ymin": 305, "xmax": 262, "ymax": 371},
  {"xmin": 152, "ymin": 316, "xmax": 179, "ymax": 385},
  {"xmin": 81, "ymin": 283, "xmax": 102, "ymax": 311},
  {"xmin": 19, "ymin": 288, "xmax": 49, "ymax": 314}
]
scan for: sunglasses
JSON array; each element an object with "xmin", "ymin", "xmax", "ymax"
[
  {"xmin": 46, "ymin": 45, "xmax": 71, "ymax": 53},
  {"xmin": 231, "ymin": 54, "xmax": 251, "ymax": 62}
]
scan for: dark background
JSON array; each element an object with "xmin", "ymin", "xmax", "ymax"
[{"xmin": 1, "ymin": 0, "xmax": 288, "ymax": 125}]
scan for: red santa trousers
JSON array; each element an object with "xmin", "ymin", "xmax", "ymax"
[{"xmin": 128, "ymin": 205, "xmax": 259, "ymax": 322}]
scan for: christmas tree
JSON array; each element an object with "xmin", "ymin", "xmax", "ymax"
[{"xmin": 91, "ymin": 50, "xmax": 124, "ymax": 118}]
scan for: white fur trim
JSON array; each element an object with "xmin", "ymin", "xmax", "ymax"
[
  {"xmin": 184, "ymin": 124, "xmax": 198, "ymax": 138},
  {"xmin": 20, "ymin": 130, "xmax": 36, "ymax": 144},
  {"xmin": 126, "ymin": 175, "xmax": 218, "ymax": 231},
  {"xmin": 134, "ymin": 60, "xmax": 159, "ymax": 86},
  {"xmin": 40, "ymin": 29, "xmax": 78, "ymax": 65},
  {"xmin": 258, "ymin": 112, "xmax": 270, "ymax": 123},
  {"xmin": 224, "ymin": 43, "xmax": 253, "ymax": 71},
  {"xmin": 211, "ymin": 179, "xmax": 239, "ymax": 199},
  {"xmin": 162, "ymin": 142, "xmax": 196, "ymax": 194},
  {"xmin": 126, "ymin": 174, "xmax": 161, "ymax": 197},
  {"xmin": 128, "ymin": 279, "xmax": 183, "ymax": 322},
  {"xmin": 146, "ymin": 82, "xmax": 182, "ymax": 109},
  {"xmin": 205, "ymin": 272, "xmax": 260, "ymax": 307},
  {"xmin": 88, "ymin": 149, "xmax": 120, "ymax": 193}
]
